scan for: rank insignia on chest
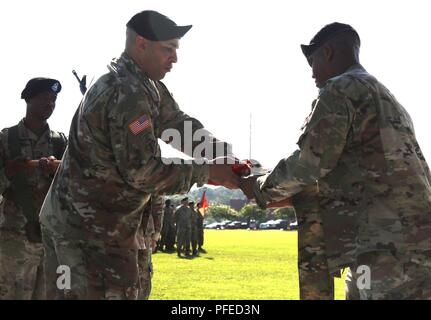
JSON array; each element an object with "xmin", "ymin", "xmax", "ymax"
[{"xmin": 128, "ymin": 114, "xmax": 152, "ymax": 135}]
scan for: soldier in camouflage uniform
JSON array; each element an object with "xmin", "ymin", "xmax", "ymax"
[
  {"xmin": 189, "ymin": 201, "xmax": 199, "ymax": 256},
  {"xmin": 241, "ymin": 22, "xmax": 431, "ymax": 300},
  {"xmin": 196, "ymin": 203, "xmax": 205, "ymax": 253},
  {"xmin": 0, "ymin": 78, "xmax": 67, "ymax": 299},
  {"xmin": 39, "ymin": 10, "xmax": 238, "ymax": 300},
  {"xmin": 159, "ymin": 199, "xmax": 175, "ymax": 252},
  {"xmin": 175, "ymin": 198, "xmax": 192, "ymax": 257}
]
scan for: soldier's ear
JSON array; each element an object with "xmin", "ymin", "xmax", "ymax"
[
  {"xmin": 322, "ymin": 43, "xmax": 334, "ymax": 62},
  {"xmin": 136, "ymin": 35, "xmax": 148, "ymax": 52}
]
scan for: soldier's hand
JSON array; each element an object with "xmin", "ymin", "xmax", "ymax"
[
  {"xmin": 239, "ymin": 175, "xmax": 258, "ymax": 199},
  {"xmin": 5, "ymin": 160, "xmax": 32, "ymax": 179},
  {"xmin": 208, "ymin": 157, "xmax": 241, "ymax": 189},
  {"xmin": 38, "ymin": 156, "xmax": 59, "ymax": 174}
]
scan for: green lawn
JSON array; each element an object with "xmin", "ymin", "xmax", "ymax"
[{"xmin": 151, "ymin": 229, "xmax": 345, "ymax": 300}]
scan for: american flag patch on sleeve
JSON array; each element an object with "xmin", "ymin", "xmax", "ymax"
[{"xmin": 128, "ymin": 114, "xmax": 152, "ymax": 135}]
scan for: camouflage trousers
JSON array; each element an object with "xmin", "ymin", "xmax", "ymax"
[
  {"xmin": 197, "ymin": 225, "xmax": 204, "ymax": 248},
  {"xmin": 345, "ymin": 250, "xmax": 431, "ymax": 300},
  {"xmin": 294, "ymin": 189, "xmax": 334, "ymax": 300},
  {"xmin": 138, "ymin": 237, "xmax": 153, "ymax": 300},
  {"xmin": 160, "ymin": 223, "xmax": 175, "ymax": 251},
  {"xmin": 42, "ymin": 226, "xmax": 140, "ymax": 300},
  {"xmin": 191, "ymin": 225, "xmax": 198, "ymax": 253},
  {"xmin": 0, "ymin": 230, "xmax": 45, "ymax": 299},
  {"xmin": 176, "ymin": 227, "xmax": 191, "ymax": 254}
]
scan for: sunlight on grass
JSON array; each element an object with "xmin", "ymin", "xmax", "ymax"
[{"xmin": 151, "ymin": 229, "xmax": 345, "ymax": 300}]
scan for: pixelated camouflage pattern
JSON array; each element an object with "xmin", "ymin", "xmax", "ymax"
[
  {"xmin": 293, "ymin": 185, "xmax": 334, "ymax": 300},
  {"xmin": 40, "ymin": 52, "xmax": 216, "ymax": 247},
  {"xmin": 0, "ymin": 231, "xmax": 44, "ymax": 299},
  {"xmin": 138, "ymin": 211, "xmax": 156, "ymax": 300},
  {"xmin": 0, "ymin": 120, "xmax": 66, "ymax": 299},
  {"xmin": 346, "ymin": 250, "xmax": 431, "ymax": 299},
  {"xmin": 137, "ymin": 195, "xmax": 163, "ymax": 299},
  {"xmin": 43, "ymin": 223, "xmax": 140, "ymax": 300},
  {"xmin": 40, "ymin": 52, "xmax": 231, "ymax": 299},
  {"xmin": 139, "ymin": 195, "xmax": 163, "ymax": 246},
  {"xmin": 0, "ymin": 120, "xmax": 67, "ymax": 235},
  {"xmin": 254, "ymin": 64, "xmax": 431, "ymax": 275}
]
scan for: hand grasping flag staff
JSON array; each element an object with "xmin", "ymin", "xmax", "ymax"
[
  {"xmin": 209, "ymin": 159, "xmax": 293, "ymax": 208},
  {"xmin": 241, "ymin": 160, "xmax": 293, "ymax": 208}
]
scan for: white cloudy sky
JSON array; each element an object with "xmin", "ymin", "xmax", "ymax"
[{"xmin": 1, "ymin": 0, "xmax": 430, "ymax": 169}]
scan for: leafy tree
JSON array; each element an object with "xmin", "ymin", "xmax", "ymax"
[
  {"xmin": 239, "ymin": 204, "xmax": 267, "ymax": 222},
  {"xmin": 274, "ymin": 207, "xmax": 297, "ymax": 222},
  {"xmin": 188, "ymin": 186, "xmax": 247, "ymax": 206},
  {"xmin": 207, "ymin": 204, "xmax": 239, "ymax": 221}
]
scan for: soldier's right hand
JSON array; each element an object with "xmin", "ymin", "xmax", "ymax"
[
  {"xmin": 4, "ymin": 160, "xmax": 32, "ymax": 179},
  {"xmin": 208, "ymin": 157, "xmax": 241, "ymax": 189}
]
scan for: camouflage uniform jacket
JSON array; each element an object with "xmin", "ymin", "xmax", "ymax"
[
  {"xmin": 253, "ymin": 64, "xmax": 431, "ymax": 273},
  {"xmin": 40, "ymin": 52, "xmax": 226, "ymax": 249},
  {"xmin": 163, "ymin": 205, "xmax": 175, "ymax": 230},
  {"xmin": 175, "ymin": 205, "xmax": 192, "ymax": 230},
  {"xmin": 0, "ymin": 119, "xmax": 67, "ymax": 235}
]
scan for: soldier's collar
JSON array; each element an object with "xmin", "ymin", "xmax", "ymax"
[
  {"xmin": 348, "ymin": 63, "xmax": 364, "ymax": 71},
  {"xmin": 19, "ymin": 118, "xmax": 50, "ymax": 141},
  {"xmin": 118, "ymin": 52, "xmax": 160, "ymax": 103}
]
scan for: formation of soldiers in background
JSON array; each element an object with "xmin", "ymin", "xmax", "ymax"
[{"xmin": 158, "ymin": 198, "xmax": 206, "ymax": 257}]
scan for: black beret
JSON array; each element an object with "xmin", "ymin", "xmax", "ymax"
[
  {"xmin": 301, "ymin": 22, "xmax": 360, "ymax": 58},
  {"xmin": 21, "ymin": 77, "xmax": 62, "ymax": 100},
  {"xmin": 127, "ymin": 10, "xmax": 192, "ymax": 41}
]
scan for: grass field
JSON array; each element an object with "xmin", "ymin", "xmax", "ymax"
[{"xmin": 151, "ymin": 229, "xmax": 345, "ymax": 300}]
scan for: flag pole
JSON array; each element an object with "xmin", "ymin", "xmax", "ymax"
[{"xmin": 249, "ymin": 112, "xmax": 252, "ymax": 159}]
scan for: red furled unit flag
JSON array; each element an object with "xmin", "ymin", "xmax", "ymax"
[{"xmin": 199, "ymin": 190, "xmax": 209, "ymax": 216}]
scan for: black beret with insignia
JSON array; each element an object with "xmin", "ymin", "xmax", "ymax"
[
  {"xmin": 126, "ymin": 10, "xmax": 192, "ymax": 41},
  {"xmin": 21, "ymin": 77, "xmax": 62, "ymax": 100},
  {"xmin": 301, "ymin": 22, "xmax": 360, "ymax": 58}
]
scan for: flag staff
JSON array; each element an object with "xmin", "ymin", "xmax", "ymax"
[{"xmin": 249, "ymin": 112, "xmax": 252, "ymax": 159}]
